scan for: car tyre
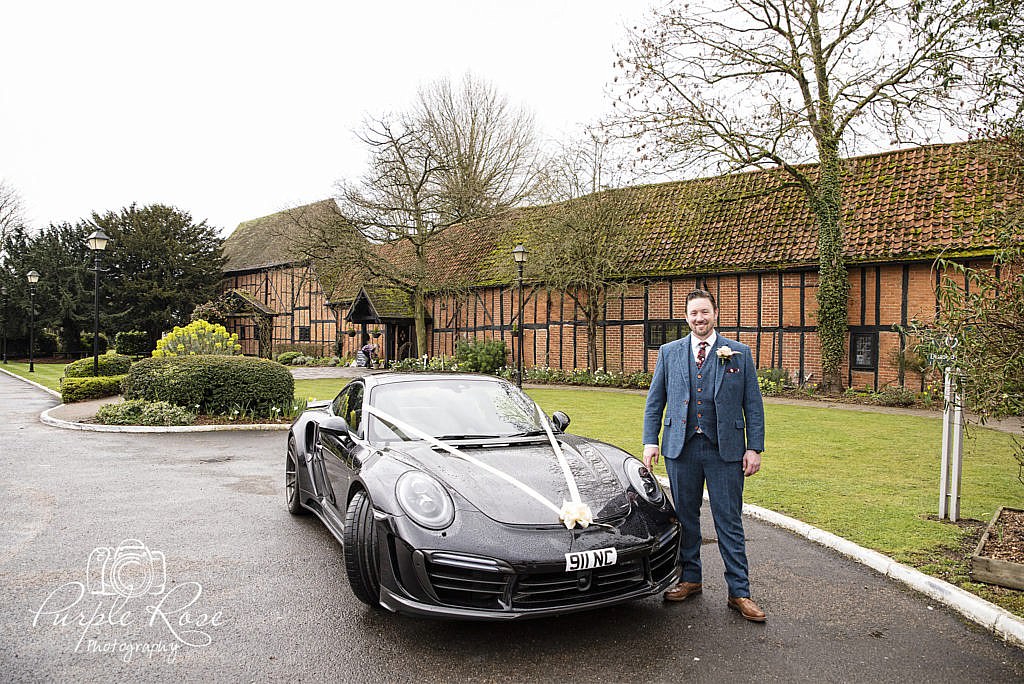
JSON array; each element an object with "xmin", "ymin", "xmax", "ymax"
[
  {"xmin": 285, "ymin": 437, "xmax": 306, "ymax": 516},
  {"xmin": 343, "ymin": 490, "xmax": 382, "ymax": 608}
]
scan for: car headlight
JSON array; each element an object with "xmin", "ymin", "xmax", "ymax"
[
  {"xmin": 396, "ymin": 471, "xmax": 455, "ymax": 530},
  {"xmin": 624, "ymin": 458, "xmax": 665, "ymax": 506}
]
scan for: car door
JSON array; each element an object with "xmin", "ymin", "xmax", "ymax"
[{"xmin": 320, "ymin": 381, "xmax": 364, "ymax": 515}]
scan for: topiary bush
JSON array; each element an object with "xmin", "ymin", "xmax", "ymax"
[
  {"xmin": 122, "ymin": 355, "xmax": 294, "ymax": 415},
  {"xmin": 60, "ymin": 375, "xmax": 125, "ymax": 403},
  {"xmin": 277, "ymin": 351, "xmax": 301, "ymax": 365},
  {"xmin": 96, "ymin": 399, "xmax": 195, "ymax": 426},
  {"xmin": 152, "ymin": 320, "xmax": 241, "ymax": 357},
  {"xmin": 115, "ymin": 330, "xmax": 151, "ymax": 357},
  {"xmin": 455, "ymin": 338, "xmax": 508, "ymax": 375},
  {"xmin": 64, "ymin": 353, "xmax": 133, "ymax": 378}
]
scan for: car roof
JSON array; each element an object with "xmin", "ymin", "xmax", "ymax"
[{"xmin": 359, "ymin": 372, "xmax": 508, "ymax": 391}]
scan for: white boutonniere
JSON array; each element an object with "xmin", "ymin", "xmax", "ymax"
[{"xmin": 716, "ymin": 346, "xmax": 740, "ymax": 365}]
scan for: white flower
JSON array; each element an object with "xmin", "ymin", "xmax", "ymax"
[
  {"xmin": 716, "ymin": 345, "xmax": 740, "ymax": 364},
  {"xmin": 559, "ymin": 500, "xmax": 594, "ymax": 529}
]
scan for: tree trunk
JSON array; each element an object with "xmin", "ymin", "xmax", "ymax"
[
  {"xmin": 585, "ymin": 292, "xmax": 601, "ymax": 372},
  {"xmin": 414, "ymin": 288, "xmax": 429, "ymax": 359},
  {"xmin": 813, "ymin": 146, "xmax": 849, "ymax": 393}
]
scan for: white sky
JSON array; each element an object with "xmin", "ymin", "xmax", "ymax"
[{"xmin": 1, "ymin": 1, "xmax": 654, "ymax": 236}]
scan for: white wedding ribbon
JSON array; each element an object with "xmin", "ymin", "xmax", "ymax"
[{"xmin": 364, "ymin": 404, "xmax": 593, "ymax": 528}]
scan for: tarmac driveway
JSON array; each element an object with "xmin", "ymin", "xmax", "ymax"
[{"xmin": 1, "ymin": 372, "xmax": 1022, "ymax": 682}]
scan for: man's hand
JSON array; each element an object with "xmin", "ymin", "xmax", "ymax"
[
  {"xmin": 742, "ymin": 450, "xmax": 761, "ymax": 477},
  {"xmin": 643, "ymin": 445, "xmax": 660, "ymax": 470}
]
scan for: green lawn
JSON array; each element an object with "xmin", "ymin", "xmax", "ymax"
[
  {"xmin": 1, "ymin": 361, "xmax": 65, "ymax": 391},
  {"xmin": 1, "ymin": 362, "xmax": 350, "ymax": 403},
  {"xmin": 527, "ymin": 387, "xmax": 1024, "ymax": 616}
]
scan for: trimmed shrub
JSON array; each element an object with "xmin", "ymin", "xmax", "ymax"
[
  {"xmin": 115, "ymin": 330, "xmax": 151, "ymax": 357},
  {"xmin": 153, "ymin": 320, "xmax": 241, "ymax": 357},
  {"xmin": 455, "ymin": 338, "xmax": 508, "ymax": 374},
  {"xmin": 64, "ymin": 353, "xmax": 133, "ymax": 378},
  {"xmin": 277, "ymin": 351, "xmax": 301, "ymax": 365},
  {"xmin": 122, "ymin": 355, "xmax": 294, "ymax": 415},
  {"xmin": 96, "ymin": 399, "xmax": 195, "ymax": 426},
  {"xmin": 61, "ymin": 375, "xmax": 125, "ymax": 403}
]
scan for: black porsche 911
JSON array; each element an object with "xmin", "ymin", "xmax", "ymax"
[{"xmin": 285, "ymin": 372, "xmax": 680, "ymax": 620}]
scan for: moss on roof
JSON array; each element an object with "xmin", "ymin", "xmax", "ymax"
[{"xmin": 222, "ymin": 199, "xmax": 340, "ymax": 273}]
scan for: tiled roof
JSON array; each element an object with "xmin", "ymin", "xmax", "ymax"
[
  {"xmin": 428, "ymin": 140, "xmax": 1021, "ymax": 283},
  {"xmin": 357, "ymin": 286, "xmax": 417, "ymax": 320},
  {"xmin": 222, "ymin": 199, "xmax": 340, "ymax": 273}
]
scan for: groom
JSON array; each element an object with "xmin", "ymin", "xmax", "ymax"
[{"xmin": 642, "ymin": 289, "xmax": 767, "ymax": 622}]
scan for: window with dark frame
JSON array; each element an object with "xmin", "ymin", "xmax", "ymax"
[
  {"xmin": 237, "ymin": 325, "xmax": 246, "ymax": 340},
  {"xmin": 850, "ymin": 332, "xmax": 878, "ymax": 371},
  {"xmin": 645, "ymin": 320, "xmax": 690, "ymax": 349},
  {"xmin": 298, "ymin": 326, "xmax": 311, "ymax": 342}
]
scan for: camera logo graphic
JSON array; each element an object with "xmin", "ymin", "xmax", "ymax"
[{"xmin": 86, "ymin": 539, "xmax": 166, "ymax": 598}]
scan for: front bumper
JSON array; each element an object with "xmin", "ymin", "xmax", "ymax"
[{"xmin": 373, "ymin": 509, "xmax": 680, "ymax": 620}]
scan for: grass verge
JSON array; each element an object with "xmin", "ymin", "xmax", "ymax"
[
  {"xmin": 1, "ymin": 361, "xmax": 64, "ymax": 391},
  {"xmin": 527, "ymin": 387, "xmax": 1024, "ymax": 618}
]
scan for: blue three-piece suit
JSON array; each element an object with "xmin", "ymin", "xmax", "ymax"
[{"xmin": 642, "ymin": 334, "xmax": 765, "ymax": 598}]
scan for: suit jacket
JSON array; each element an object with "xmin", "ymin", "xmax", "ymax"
[{"xmin": 643, "ymin": 333, "xmax": 765, "ymax": 461}]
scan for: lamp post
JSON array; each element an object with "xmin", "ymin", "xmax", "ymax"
[
  {"xmin": 1, "ymin": 285, "xmax": 7, "ymax": 364},
  {"xmin": 512, "ymin": 244, "xmax": 527, "ymax": 389},
  {"xmin": 86, "ymin": 229, "xmax": 110, "ymax": 376},
  {"xmin": 26, "ymin": 270, "xmax": 39, "ymax": 372}
]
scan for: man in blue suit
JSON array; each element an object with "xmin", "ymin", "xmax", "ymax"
[{"xmin": 643, "ymin": 289, "xmax": 767, "ymax": 622}]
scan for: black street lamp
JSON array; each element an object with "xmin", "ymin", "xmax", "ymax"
[
  {"xmin": 26, "ymin": 270, "xmax": 39, "ymax": 372},
  {"xmin": 512, "ymin": 244, "xmax": 527, "ymax": 389},
  {"xmin": 86, "ymin": 229, "xmax": 110, "ymax": 376},
  {"xmin": 1, "ymin": 285, "xmax": 7, "ymax": 364}
]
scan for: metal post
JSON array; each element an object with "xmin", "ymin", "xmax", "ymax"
[
  {"xmin": 28, "ymin": 282, "xmax": 36, "ymax": 373},
  {"xmin": 948, "ymin": 379, "xmax": 965, "ymax": 522},
  {"xmin": 938, "ymin": 367, "xmax": 952, "ymax": 519},
  {"xmin": 1, "ymin": 285, "xmax": 7, "ymax": 364},
  {"xmin": 93, "ymin": 251, "xmax": 100, "ymax": 376},
  {"xmin": 516, "ymin": 261, "xmax": 524, "ymax": 388}
]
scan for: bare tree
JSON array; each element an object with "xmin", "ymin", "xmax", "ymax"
[
  {"xmin": 530, "ymin": 135, "xmax": 636, "ymax": 370},
  {"xmin": 612, "ymin": 0, "xmax": 1014, "ymax": 392},
  {"xmin": 291, "ymin": 75, "xmax": 543, "ymax": 356},
  {"xmin": 0, "ymin": 180, "xmax": 26, "ymax": 243}
]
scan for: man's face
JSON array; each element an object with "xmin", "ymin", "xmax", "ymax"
[{"xmin": 685, "ymin": 297, "xmax": 718, "ymax": 340}]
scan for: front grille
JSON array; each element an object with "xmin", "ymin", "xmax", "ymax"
[
  {"xmin": 650, "ymin": 527, "xmax": 680, "ymax": 583},
  {"xmin": 511, "ymin": 558, "xmax": 646, "ymax": 608},
  {"xmin": 421, "ymin": 526, "xmax": 680, "ymax": 611},
  {"xmin": 424, "ymin": 553, "xmax": 511, "ymax": 610}
]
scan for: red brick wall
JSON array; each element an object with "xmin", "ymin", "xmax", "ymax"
[{"xmin": 426, "ymin": 260, "xmax": 987, "ymax": 390}]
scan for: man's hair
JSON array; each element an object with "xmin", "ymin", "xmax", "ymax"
[{"xmin": 685, "ymin": 289, "xmax": 718, "ymax": 311}]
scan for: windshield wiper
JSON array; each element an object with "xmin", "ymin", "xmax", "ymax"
[
  {"xmin": 433, "ymin": 434, "xmax": 503, "ymax": 441},
  {"xmin": 506, "ymin": 430, "xmax": 548, "ymax": 437}
]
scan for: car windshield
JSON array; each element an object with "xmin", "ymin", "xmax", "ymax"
[{"xmin": 367, "ymin": 378, "xmax": 546, "ymax": 442}]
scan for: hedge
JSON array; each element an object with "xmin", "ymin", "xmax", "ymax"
[
  {"xmin": 96, "ymin": 399, "xmax": 195, "ymax": 426},
  {"xmin": 61, "ymin": 375, "xmax": 126, "ymax": 403},
  {"xmin": 64, "ymin": 353, "xmax": 133, "ymax": 378},
  {"xmin": 122, "ymin": 355, "xmax": 294, "ymax": 415},
  {"xmin": 115, "ymin": 331, "xmax": 151, "ymax": 357}
]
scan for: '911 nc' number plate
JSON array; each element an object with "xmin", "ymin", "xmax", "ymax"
[{"xmin": 565, "ymin": 547, "xmax": 618, "ymax": 572}]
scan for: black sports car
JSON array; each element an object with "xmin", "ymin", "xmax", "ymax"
[{"xmin": 285, "ymin": 372, "xmax": 680, "ymax": 620}]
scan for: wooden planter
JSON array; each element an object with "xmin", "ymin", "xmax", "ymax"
[{"xmin": 970, "ymin": 507, "xmax": 1024, "ymax": 590}]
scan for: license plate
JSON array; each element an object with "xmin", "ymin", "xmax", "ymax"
[{"xmin": 565, "ymin": 547, "xmax": 618, "ymax": 572}]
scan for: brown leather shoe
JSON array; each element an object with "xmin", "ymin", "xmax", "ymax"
[
  {"xmin": 663, "ymin": 581, "xmax": 703, "ymax": 602},
  {"xmin": 728, "ymin": 596, "xmax": 767, "ymax": 622}
]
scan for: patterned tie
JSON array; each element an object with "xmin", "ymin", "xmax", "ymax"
[{"xmin": 696, "ymin": 341, "xmax": 707, "ymax": 369}]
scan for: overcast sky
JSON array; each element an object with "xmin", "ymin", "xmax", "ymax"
[{"xmin": 1, "ymin": 1, "xmax": 655, "ymax": 236}]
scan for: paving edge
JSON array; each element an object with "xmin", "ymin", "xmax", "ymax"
[
  {"xmin": 0, "ymin": 366, "xmax": 289, "ymax": 433},
  {"xmin": 655, "ymin": 475, "xmax": 1024, "ymax": 649}
]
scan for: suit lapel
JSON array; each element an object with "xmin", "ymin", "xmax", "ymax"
[
  {"xmin": 713, "ymin": 335, "xmax": 728, "ymax": 398},
  {"xmin": 677, "ymin": 334, "xmax": 691, "ymax": 389}
]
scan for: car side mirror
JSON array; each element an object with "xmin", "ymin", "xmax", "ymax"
[
  {"xmin": 551, "ymin": 411, "xmax": 570, "ymax": 432},
  {"xmin": 319, "ymin": 415, "xmax": 351, "ymax": 439}
]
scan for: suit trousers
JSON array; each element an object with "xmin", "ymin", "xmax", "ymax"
[{"xmin": 665, "ymin": 433, "xmax": 750, "ymax": 597}]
